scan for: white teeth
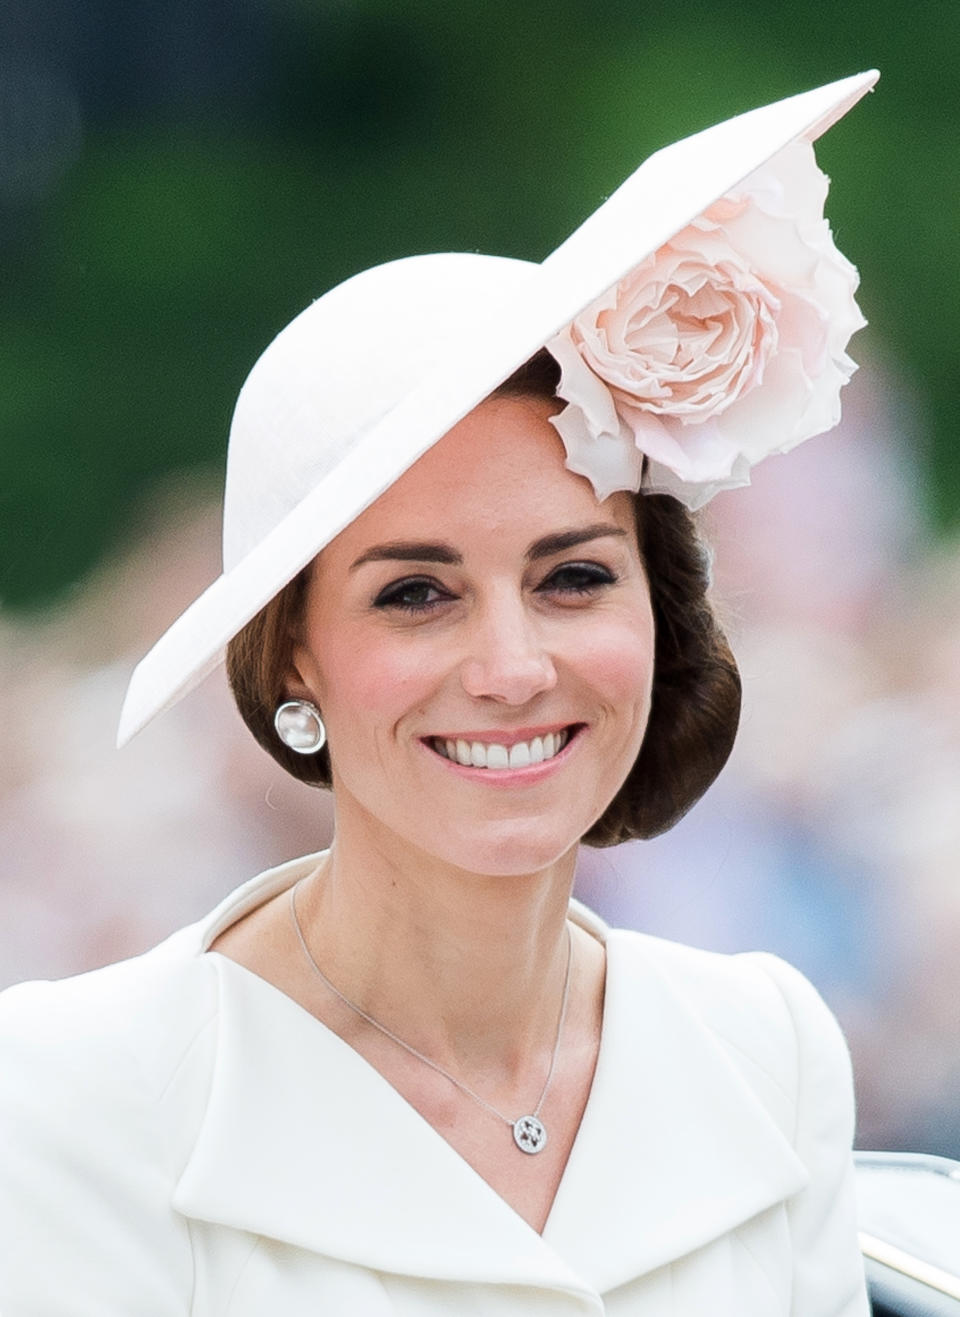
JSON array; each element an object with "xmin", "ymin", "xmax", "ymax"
[{"xmin": 433, "ymin": 729, "xmax": 574, "ymax": 770}]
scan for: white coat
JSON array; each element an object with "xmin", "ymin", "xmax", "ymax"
[{"xmin": 0, "ymin": 852, "xmax": 869, "ymax": 1316}]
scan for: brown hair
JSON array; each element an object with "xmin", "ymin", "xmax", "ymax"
[{"xmin": 226, "ymin": 350, "xmax": 741, "ymax": 845}]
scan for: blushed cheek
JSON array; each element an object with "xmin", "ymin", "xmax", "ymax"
[
  {"xmin": 582, "ymin": 620, "xmax": 655, "ymax": 717},
  {"xmin": 318, "ymin": 644, "xmax": 441, "ymax": 738}
]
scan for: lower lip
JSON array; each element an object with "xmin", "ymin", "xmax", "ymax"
[{"xmin": 419, "ymin": 729, "xmax": 583, "ymax": 786}]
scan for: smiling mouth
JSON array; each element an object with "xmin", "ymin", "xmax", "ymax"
[{"xmin": 427, "ymin": 727, "xmax": 580, "ymax": 770}]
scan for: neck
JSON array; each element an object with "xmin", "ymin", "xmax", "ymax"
[{"xmin": 295, "ymin": 805, "xmax": 579, "ymax": 1081}]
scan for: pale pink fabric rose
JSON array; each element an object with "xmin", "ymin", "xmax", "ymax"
[{"xmin": 548, "ymin": 140, "xmax": 866, "ymax": 508}]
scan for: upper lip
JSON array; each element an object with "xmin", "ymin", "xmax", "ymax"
[{"xmin": 423, "ymin": 723, "xmax": 580, "ymax": 747}]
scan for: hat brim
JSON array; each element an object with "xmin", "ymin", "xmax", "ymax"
[{"xmin": 117, "ymin": 69, "xmax": 877, "ymax": 747}]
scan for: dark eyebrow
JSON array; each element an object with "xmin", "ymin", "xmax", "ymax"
[
  {"xmin": 527, "ymin": 525, "xmax": 629, "ymax": 560},
  {"xmin": 350, "ymin": 524, "xmax": 628, "ymax": 572},
  {"xmin": 350, "ymin": 541, "xmax": 462, "ymax": 571}
]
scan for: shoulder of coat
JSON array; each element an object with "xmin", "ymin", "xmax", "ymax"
[
  {"xmin": 0, "ymin": 924, "xmax": 219, "ymax": 1102},
  {"xmin": 610, "ymin": 928, "xmax": 845, "ymax": 1111}
]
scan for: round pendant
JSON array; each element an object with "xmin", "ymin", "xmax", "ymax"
[{"xmin": 513, "ymin": 1115, "xmax": 548, "ymax": 1154}]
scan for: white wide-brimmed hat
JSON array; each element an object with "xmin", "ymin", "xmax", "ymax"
[{"xmin": 118, "ymin": 70, "xmax": 877, "ymax": 747}]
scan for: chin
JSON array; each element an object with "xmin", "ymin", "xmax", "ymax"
[
  {"xmin": 335, "ymin": 774, "xmax": 603, "ymax": 879},
  {"xmin": 427, "ymin": 818, "xmax": 587, "ymax": 880}
]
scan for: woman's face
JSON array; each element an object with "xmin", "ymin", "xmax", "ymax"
[{"xmin": 289, "ymin": 394, "xmax": 655, "ymax": 877}]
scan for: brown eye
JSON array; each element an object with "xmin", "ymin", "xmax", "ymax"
[
  {"xmin": 539, "ymin": 562, "xmax": 617, "ymax": 595},
  {"xmin": 373, "ymin": 577, "xmax": 452, "ymax": 613}
]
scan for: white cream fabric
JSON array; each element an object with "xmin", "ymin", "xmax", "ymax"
[{"xmin": 0, "ymin": 853, "xmax": 869, "ymax": 1315}]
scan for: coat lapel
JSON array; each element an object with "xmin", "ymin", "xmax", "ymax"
[
  {"xmin": 173, "ymin": 952, "xmax": 595, "ymax": 1300},
  {"xmin": 543, "ymin": 928, "xmax": 808, "ymax": 1293},
  {"xmin": 173, "ymin": 858, "xmax": 807, "ymax": 1298}
]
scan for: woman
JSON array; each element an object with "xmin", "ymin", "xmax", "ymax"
[{"xmin": 1, "ymin": 73, "xmax": 877, "ymax": 1313}]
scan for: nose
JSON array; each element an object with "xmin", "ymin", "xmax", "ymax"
[{"xmin": 459, "ymin": 594, "xmax": 558, "ymax": 705}]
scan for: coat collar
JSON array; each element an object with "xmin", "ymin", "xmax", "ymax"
[{"xmin": 173, "ymin": 855, "xmax": 807, "ymax": 1298}]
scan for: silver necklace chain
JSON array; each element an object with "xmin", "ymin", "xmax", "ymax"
[{"xmin": 289, "ymin": 881, "xmax": 573, "ymax": 1155}]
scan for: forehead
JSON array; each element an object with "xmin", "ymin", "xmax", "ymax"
[{"xmin": 323, "ymin": 394, "xmax": 636, "ymax": 559}]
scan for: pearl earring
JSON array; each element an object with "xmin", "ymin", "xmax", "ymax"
[{"xmin": 274, "ymin": 700, "xmax": 327, "ymax": 754}]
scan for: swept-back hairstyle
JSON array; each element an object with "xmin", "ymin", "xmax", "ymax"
[{"xmin": 227, "ymin": 351, "xmax": 741, "ymax": 845}]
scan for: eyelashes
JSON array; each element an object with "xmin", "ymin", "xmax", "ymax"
[
  {"xmin": 372, "ymin": 562, "xmax": 618, "ymax": 615},
  {"xmin": 543, "ymin": 562, "xmax": 617, "ymax": 595},
  {"xmin": 373, "ymin": 577, "xmax": 450, "ymax": 613}
]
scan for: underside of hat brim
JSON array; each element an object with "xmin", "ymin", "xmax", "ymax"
[{"xmin": 117, "ymin": 69, "xmax": 878, "ymax": 748}]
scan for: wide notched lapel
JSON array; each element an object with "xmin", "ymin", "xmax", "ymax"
[
  {"xmin": 173, "ymin": 861, "xmax": 807, "ymax": 1299},
  {"xmin": 173, "ymin": 953, "xmax": 597, "ymax": 1300},
  {"xmin": 543, "ymin": 928, "xmax": 808, "ymax": 1293}
]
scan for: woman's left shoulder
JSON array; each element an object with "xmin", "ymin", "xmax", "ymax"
[
  {"xmin": 608, "ymin": 936, "xmax": 866, "ymax": 1314},
  {"xmin": 611, "ymin": 928, "xmax": 854, "ymax": 1107}
]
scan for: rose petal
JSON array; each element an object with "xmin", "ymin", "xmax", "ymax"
[
  {"xmin": 546, "ymin": 331, "xmax": 643, "ymax": 500},
  {"xmin": 546, "ymin": 331, "xmax": 623, "ymax": 437},
  {"xmin": 550, "ymin": 402, "xmax": 643, "ymax": 502}
]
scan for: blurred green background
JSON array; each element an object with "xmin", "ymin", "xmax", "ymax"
[{"xmin": 2, "ymin": 0, "xmax": 957, "ymax": 610}]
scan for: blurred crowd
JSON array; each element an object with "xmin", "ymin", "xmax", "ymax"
[{"xmin": 2, "ymin": 358, "xmax": 959, "ymax": 1158}]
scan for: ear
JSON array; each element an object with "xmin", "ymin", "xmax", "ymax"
[{"xmin": 284, "ymin": 643, "xmax": 323, "ymax": 707}]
